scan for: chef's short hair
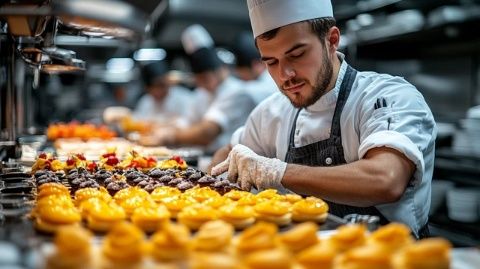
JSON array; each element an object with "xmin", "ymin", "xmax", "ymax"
[{"xmin": 257, "ymin": 17, "xmax": 336, "ymax": 44}]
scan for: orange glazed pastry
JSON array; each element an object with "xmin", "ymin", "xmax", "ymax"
[
  {"xmin": 254, "ymin": 200, "xmax": 292, "ymax": 226},
  {"xmin": 236, "ymin": 193, "xmax": 258, "ymax": 206},
  {"xmin": 291, "ymin": 196, "xmax": 328, "ymax": 223},
  {"xmin": 150, "ymin": 222, "xmax": 191, "ymax": 262},
  {"xmin": 255, "ymin": 189, "xmax": 284, "ymax": 201},
  {"xmin": 279, "ymin": 222, "xmax": 319, "ymax": 253},
  {"xmin": 32, "ymin": 193, "xmax": 73, "ymax": 219},
  {"xmin": 78, "ymin": 198, "xmax": 105, "ymax": 220},
  {"xmin": 46, "ymin": 225, "xmax": 93, "ymax": 269},
  {"xmin": 392, "ymin": 238, "xmax": 451, "ymax": 269},
  {"xmin": 202, "ymin": 196, "xmax": 231, "ymax": 209},
  {"xmin": 236, "ymin": 222, "xmax": 279, "ymax": 256},
  {"xmin": 223, "ymin": 190, "xmax": 253, "ymax": 201},
  {"xmin": 284, "ymin": 193, "xmax": 303, "ymax": 204},
  {"xmin": 184, "ymin": 186, "xmax": 221, "ymax": 202},
  {"xmin": 131, "ymin": 204, "xmax": 171, "ymax": 233},
  {"xmin": 150, "ymin": 186, "xmax": 181, "ymax": 202},
  {"xmin": 244, "ymin": 248, "xmax": 293, "ymax": 269},
  {"xmin": 101, "ymin": 222, "xmax": 146, "ymax": 268},
  {"xmin": 325, "ymin": 224, "xmax": 367, "ymax": 253},
  {"xmin": 190, "ymin": 252, "xmax": 240, "ymax": 269},
  {"xmin": 296, "ymin": 242, "xmax": 336, "ymax": 269},
  {"xmin": 191, "ymin": 220, "xmax": 234, "ymax": 253},
  {"xmin": 160, "ymin": 196, "xmax": 195, "ymax": 219},
  {"xmin": 117, "ymin": 195, "xmax": 157, "ymax": 216},
  {"xmin": 177, "ymin": 204, "xmax": 220, "ymax": 230},
  {"xmin": 367, "ymin": 223, "xmax": 414, "ymax": 251},
  {"xmin": 335, "ymin": 245, "xmax": 393, "ymax": 269},
  {"xmin": 37, "ymin": 183, "xmax": 70, "ymax": 199},
  {"xmin": 219, "ymin": 203, "xmax": 255, "ymax": 229},
  {"xmin": 35, "ymin": 204, "xmax": 81, "ymax": 233},
  {"xmin": 74, "ymin": 187, "xmax": 112, "ymax": 205},
  {"xmin": 86, "ymin": 202, "xmax": 126, "ymax": 232}
]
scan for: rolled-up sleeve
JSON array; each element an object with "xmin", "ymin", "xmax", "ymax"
[{"xmin": 357, "ymin": 76, "xmax": 436, "ymax": 186}]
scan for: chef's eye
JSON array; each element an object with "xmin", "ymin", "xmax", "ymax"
[
  {"xmin": 290, "ymin": 51, "xmax": 304, "ymax": 58},
  {"xmin": 265, "ymin": 59, "xmax": 277, "ymax": 66}
]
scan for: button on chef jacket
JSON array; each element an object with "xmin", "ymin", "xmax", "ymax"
[{"xmin": 234, "ymin": 53, "xmax": 437, "ymax": 235}]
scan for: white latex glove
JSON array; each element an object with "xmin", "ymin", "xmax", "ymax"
[{"xmin": 211, "ymin": 144, "xmax": 288, "ymax": 192}]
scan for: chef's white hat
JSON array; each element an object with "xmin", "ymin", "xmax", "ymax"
[
  {"xmin": 181, "ymin": 24, "xmax": 214, "ymax": 55},
  {"xmin": 247, "ymin": 0, "xmax": 333, "ymax": 38}
]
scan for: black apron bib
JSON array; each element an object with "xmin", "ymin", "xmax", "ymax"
[{"xmin": 284, "ymin": 65, "xmax": 390, "ymax": 225}]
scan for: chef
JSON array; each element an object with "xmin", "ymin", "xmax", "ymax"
[
  {"xmin": 212, "ymin": 0, "xmax": 436, "ymax": 238},
  {"xmin": 231, "ymin": 31, "xmax": 277, "ymax": 105},
  {"xmin": 145, "ymin": 24, "xmax": 256, "ymax": 153}
]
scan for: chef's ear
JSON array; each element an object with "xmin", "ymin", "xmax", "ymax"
[{"xmin": 326, "ymin": 26, "xmax": 340, "ymax": 52}]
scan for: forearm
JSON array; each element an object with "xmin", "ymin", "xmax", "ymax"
[
  {"xmin": 174, "ymin": 120, "xmax": 221, "ymax": 146},
  {"xmin": 281, "ymin": 147, "xmax": 414, "ymax": 207}
]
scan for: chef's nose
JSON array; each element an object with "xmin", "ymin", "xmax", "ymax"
[{"xmin": 279, "ymin": 62, "xmax": 296, "ymax": 82}]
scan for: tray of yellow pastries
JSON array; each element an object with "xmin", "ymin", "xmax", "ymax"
[{"xmin": 36, "ymin": 220, "xmax": 457, "ymax": 269}]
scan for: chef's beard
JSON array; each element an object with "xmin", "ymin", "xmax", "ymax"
[{"xmin": 282, "ymin": 50, "xmax": 333, "ymax": 108}]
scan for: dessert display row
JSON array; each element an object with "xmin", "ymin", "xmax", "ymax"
[{"xmin": 43, "ymin": 220, "xmax": 451, "ymax": 269}]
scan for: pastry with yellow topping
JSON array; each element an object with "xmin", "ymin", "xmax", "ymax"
[
  {"xmin": 190, "ymin": 252, "xmax": 239, "ymax": 269},
  {"xmin": 184, "ymin": 186, "xmax": 221, "ymax": 202},
  {"xmin": 117, "ymin": 195, "xmax": 157, "ymax": 216},
  {"xmin": 86, "ymin": 202, "xmax": 126, "ymax": 232},
  {"xmin": 244, "ymin": 248, "xmax": 293, "ymax": 269},
  {"xmin": 335, "ymin": 245, "xmax": 393, "ymax": 269},
  {"xmin": 236, "ymin": 222, "xmax": 279, "ymax": 256},
  {"xmin": 284, "ymin": 193, "xmax": 302, "ymax": 204},
  {"xmin": 202, "ymin": 196, "xmax": 231, "ymax": 209},
  {"xmin": 35, "ymin": 204, "xmax": 81, "ymax": 233},
  {"xmin": 254, "ymin": 200, "xmax": 292, "ymax": 226},
  {"xmin": 191, "ymin": 220, "xmax": 234, "ymax": 253},
  {"xmin": 236, "ymin": 193, "xmax": 258, "ymax": 206},
  {"xmin": 256, "ymin": 189, "xmax": 283, "ymax": 201},
  {"xmin": 177, "ymin": 204, "xmax": 220, "ymax": 230},
  {"xmin": 160, "ymin": 196, "xmax": 195, "ymax": 219},
  {"xmin": 101, "ymin": 222, "xmax": 146, "ymax": 268},
  {"xmin": 291, "ymin": 196, "xmax": 328, "ymax": 223},
  {"xmin": 46, "ymin": 225, "xmax": 93, "ymax": 269},
  {"xmin": 326, "ymin": 224, "xmax": 367, "ymax": 253},
  {"xmin": 150, "ymin": 186, "xmax": 181, "ymax": 202},
  {"xmin": 74, "ymin": 187, "xmax": 112, "ymax": 206},
  {"xmin": 150, "ymin": 222, "xmax": 191, "ymax": 262},
  {"xmin": 392, "ymin": 238, "xmax": 451, "ymax": 269},
  {"xmin": 131, "ymin": 204, "xmax": 171, "ymax": 233},
  {"xmin": 279, "ymin": 222, "xmax": 319, "ymax": 253},
  {"xmin": 296, "ymin": 242, "xmax": 336, "ymax": 269},
  {"xmin": 219, "ymin": 203, "xmax": 255, "ymax": 229},
  {"xmin": 367, "ymin": 223, "xmax": 413, "ymax": 251},
  {"xmin": 223, "ymin": 189, "xmax": 253, "ymax": 201},
  {"xmin": 37, "ymin": 183, "xmax": 70, "ymax": 199},
  {"xmin": 157, "ymin": 155, "xmax": 188, "ymax": 170}
]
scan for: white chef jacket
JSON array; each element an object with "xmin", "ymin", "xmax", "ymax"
[
  {"xmin": 235, "ymin": 53, "xmax": 437, "ymax": 236},
  {"xmin": 242, "ymin": 70, "xmax": 278, "ymax": 106},
  {"xmin": 190, "ymin": 76, "xmax": 257, "ymax": 152},
  {"xmin": 133, "ymin": 85, "xmax": 194, "ymax": 123}
]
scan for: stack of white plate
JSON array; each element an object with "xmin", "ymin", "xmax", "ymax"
[
  {"xmin": 446, "ymin": 188, "xmax": 480, "ymax": 222},
  {"xmin": 453, "ymin": 106, "xmax": 480, "ymax": 154},
  {"xmin": 430, "ymin": 179, "xmax": 454, "ymax": 216}
]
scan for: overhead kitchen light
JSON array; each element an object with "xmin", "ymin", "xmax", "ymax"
[
  {"xmin": 133, "ymin": 48, "xmax": 167, "ymax": 61},
  {"xmin": 216, "ymin": 48, "xmax": 235, "ymax": 65}
]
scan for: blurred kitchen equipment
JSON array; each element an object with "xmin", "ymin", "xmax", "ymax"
[
  {"xmin": 446, "ymin": 188, "xmax": 480, "ymax": 223},
  {"xmin": 344, "ymin": 213, "xmax": 380, "ymax": 231},
  {"xmin": 430, "ymin": 179, "xmax": 454, "ymax": 216},
  {"xmin": 453, "ymin": 106, "xmax": 480, "ymax": 155}
]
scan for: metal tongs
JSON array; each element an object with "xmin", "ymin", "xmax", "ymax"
[{"xmin": 327, "ymin": 213, "xmax": 380, "ymax": 232}]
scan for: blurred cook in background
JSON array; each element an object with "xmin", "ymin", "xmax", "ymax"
[
  {"xmin": 141, "ymin": 24, "xmax": 256, "ymax": 153},
  {"xmin": 133, "ymin": 60, "xmax": 194, "ymax": 126},
  {"xmin": 231, "ymin": 31, "xmax": 277, "ymax": 105}
]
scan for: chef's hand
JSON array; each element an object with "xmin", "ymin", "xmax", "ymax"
[{"xmin": 211, "ymin": 144, "xmax": 288, "ymax": 192}]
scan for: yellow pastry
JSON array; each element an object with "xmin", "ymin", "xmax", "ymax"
[
  {"xmin": 46, "ymin": 225, "xmax": 93, "ymax": 269},
  {"xmin": 236, "ymin": 193, "xmax": 258, "ymax": 206},
  {"xmin": 131, "ymin": 204, "xmax": 170, "ymax": 233},
  {"xmin": 74, "ymin": 187, "xmax": 111, "ymax": 205},
  {"xmin": 101, "ymin": 222, "xmax": 146, "ymax": 266},
  {"xmin": 184, "ymin": 186, "xmax": 221, "ymax": 202},
  {"xmin": 335, "ymin": 245, "xmax": 393, "ymax": 269},
  {"xmin": 244, "ymin": 248, "xmax": 293, "ymax": 269},
  {"xmin": 32, "ymin": 194, "xmax": 73, "ymax": 219},
  {"xmin": 37, "ymin": 183, "xmax": 70, "ymax": 199},
  {"xmin": 392, "ymin": 238, "xmax": 451, "ymax": 269},
  {"xmin": 296, "ymin": 242, "xmax": 336, "ymax": 269},
  {"xmin": 219, "ymin": 203, "xmax": 255, "ymax": 229},
  {"xmin": 177, "ymin": 204, "xmax": 220, "ymax": 230},
  {"xmin": 160, "ymin": 196, "xmax": 195, "ymax": 219},
  {"xmin": 256, "ymin": 189, "xmax": 283, "ymax": 201},
  {"xmin": 284, "ymin": 193, "xmax": 303, "ymax": 204},
  {"xmin": 202, "ymin": 196, "xmax": 232, "ymax": 209},
  {"xmin": 150, "ymin": 186, "xmax": 181, "ymax": 202},
  {"xmin": 254, "ymin": 200, "xmax": 292, "ymax": 226},
  {"xmin": 291, "ymin": 196, "xmax": 328, "ymax": 223},
  {"xmin": 326, "ymin": 224, "xmax": 367, "ymax": 253},
  {"xmin": 236, "ymin": 222, "xmax": 279, "ymax": 256},
  {"xmin": 78, "ymin": 197, "xmax": 105, "ymax": 220},
  {"xmin": 279, "ymin": 222, "xmax": 319, "ymax": 253},
  {"xmin": 117, "ymin": 195, "xmax": 157, "ymax": 216},
  {"xmin": 113, "ymin": 186, "xmax": 149, "ymax": 202},
  {"xmin": 367, "ymin": 223, "xmax": 413, "ymax": 251},
  {"xmin": 223, "ymin": 190, "xmax": 253, "ymax": 201},
  {"xmin": 190, "ymin": 252, "xmax": 239, "ymax": 269},
  {"xmin": 191, "ymin": 220, "xmax": 234, "ymax": 253},
  {"xmin": 86, "ymin": 202, "xmax": 126, "ymax": 232},
  {"xmin": 150, "ymin": 222, "xmax": 191, "ymax": 262},
  {"xmin": 35, "ymin": 204, "xmax": 81, "ymax": 233}
]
